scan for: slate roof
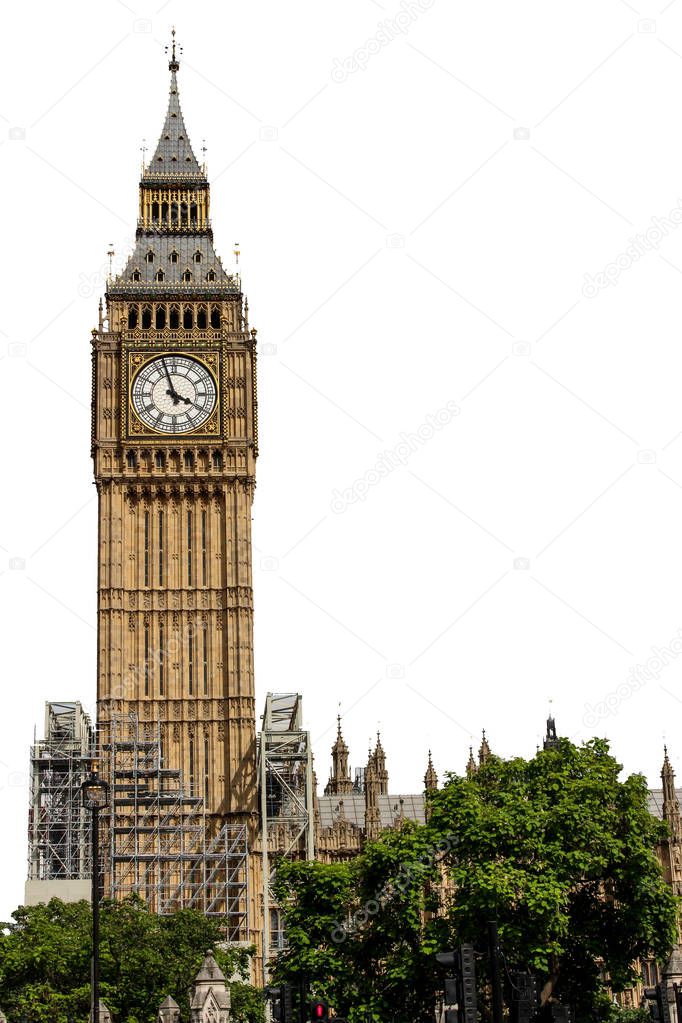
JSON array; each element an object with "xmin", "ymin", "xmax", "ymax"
[
  {"xmin": 110, "ymin": 234, "xmax": 239, "ymax": 295},
  {"xmin": 317, "ymin": 793, "xmax": 425, "ymax": 829},
  {"xmin": 143, "ymin": 70, "xmax": 205, "ymax": 183}
]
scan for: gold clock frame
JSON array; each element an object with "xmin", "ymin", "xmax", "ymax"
[{"xmin": 122, "ymin": 342, "xmax": 223, "ymax": 441}]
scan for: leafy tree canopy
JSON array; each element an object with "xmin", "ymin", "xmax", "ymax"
[
  {"xmin": 0, "ymin": 896, "xmax": 264, "ymax": 1023},
  {"xmin": 273, "ymin": 738, "xmax": 679, "ymax": 1022}
]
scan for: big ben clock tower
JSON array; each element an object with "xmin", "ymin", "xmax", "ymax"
[{"xmin": 92, "ymin": 35, "xmax": 259, "ymax": 932}]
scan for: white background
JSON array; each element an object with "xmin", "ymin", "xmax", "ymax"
[{"xmin": 1, "ymin": 0, "xmax": 682, "ymax": 920}]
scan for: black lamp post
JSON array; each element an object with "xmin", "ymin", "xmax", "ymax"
[{"xmin": 81, "ymin": 771, "xmax": 109, "ymax": 1023}]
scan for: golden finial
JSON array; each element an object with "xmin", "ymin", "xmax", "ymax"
[
  {"xmin": 233, "ymin": 241, "xmax": 240, "ymax": 266},
  {"xmin": 107, "ymin": 243, "xmax": 115, "ymax": 281},
  {"xmin": 140, "ymin": 138, "xmax": 147, "ymax": 175}
]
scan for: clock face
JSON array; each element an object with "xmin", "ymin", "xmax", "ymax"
[{"xmin": 131, "ymin": 354, "xmax": 217, "ymax": 434}]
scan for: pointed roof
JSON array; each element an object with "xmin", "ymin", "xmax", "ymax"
[
  {"xmin": 191, "ymin": 951, "xmax": 230, "ymax": 1011},
  {"xmin": 193, "ymin": 950, "xmax": 226, "ymax": 984},
  {"xmin": 160, "ymin": 996, "xmax": 180, "ymax": 1008},
  {"xmin": 142, "ymin": 40, "xmax": 205, "ymax": 184},
  {"xmin": 479, "ymin": 729, "xmax": 491, "ymax": 764}
]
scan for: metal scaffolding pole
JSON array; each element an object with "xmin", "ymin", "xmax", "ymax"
[
  {"xmin": 104, "ymin": 712, "xmax": 249, "ymax": 942},
  {"xmin": 258, "ymin": 693, "xmax": 314, "ymax": 978},
  {"xmin": 27, "ymin": 702, "xmax": 94, "ymax": 887}
]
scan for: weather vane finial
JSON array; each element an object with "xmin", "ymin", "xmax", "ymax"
[{"xmin": 166, "ymin": 26, "xmax": 181, "ymax": 72}]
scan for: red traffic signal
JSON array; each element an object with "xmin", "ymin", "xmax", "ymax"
[{"xmin": 311, "ymin": 1003, "xmax": 329, "ymax": 1021}]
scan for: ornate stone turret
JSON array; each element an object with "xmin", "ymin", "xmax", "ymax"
[
  {"xmin": 374, "ymin": 732, "xmax": 389, "ymax": 795},
  {"xmin": 478, "ymin": 730, "xmax": 491, "ymax": 765},
  {"xmin": 466, "ymin": 746, "xmax": 477, "ymax": 778},
  {"xmin": 662, "ymin": 747, "xmax": 682, "ymax": 844},
  {"xmin": 158, "ymin": 995, "xmax": 181, "ymax": 1022},
  {"xmin": 543, "ymin": 714, "xmax": 560, "ymax": 751},
  {"xmin": 190, "ymin": 951, "xmax": 231, "ymax": 1022},
  {"xmin": 364, "ymin": 748, "xmax": 381, "ymax": 841},
  {"xmin": 424, "ymin": 751, "xmax": 438, "ymax": 791},
  {"xmin": 94, "ymin": 1003, "xmax": 112, "ymax": 1023},
  {"xmin": 325, "ymin": 716, "xmax": 353, "ymax": 796}
]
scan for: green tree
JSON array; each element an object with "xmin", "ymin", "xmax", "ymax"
[
  {"xmin": 273, "ymin": 738, "xmax": 679, "ymax": 1022},
  {"xmin": 273, "ymin": 825, "xmax": 447, "ymax": 1022},
  {"xmin": 0, "ymin": 897, "xmax": 264, "ymax": 1023}
]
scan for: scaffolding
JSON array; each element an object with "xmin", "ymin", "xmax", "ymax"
[
  {"xmin": 27, "ymin": 702, "xmax": 94, "ymax": 889},
  {"xmin": 258, "ymin": 693, "xmax": 314, "ymax": 974},
  {"xmin": 104, "ymin": 713, "xmax": 249, "ymax": 943}
]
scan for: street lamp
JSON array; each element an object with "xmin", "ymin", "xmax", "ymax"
[{"xmin": 82, "ymin": 770, "xmax": 109, "ymax": 1023}]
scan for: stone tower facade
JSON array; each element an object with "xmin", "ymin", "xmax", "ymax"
[{"xmin": 92, "ymin": 37, "xmax": 259, "ymax": 911}]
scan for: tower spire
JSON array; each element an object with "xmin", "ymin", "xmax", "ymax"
[
  {"xmin": 466, "ymin": 745, "xmax": 477, "ymax": 778},
  {"xmin": 324, "ymin": 715, "xmax": 352, "ymax": 796},
  {"xmin": 424, "ymin": 751, "xmax": 438, "ymax": 791},
  {"xmin": 166, "ymin": 26, "xmax": 180, "ymax": 72},
  {"xmin": 662, "ymin": 746, "xmax": 682, "ymax": 843}
]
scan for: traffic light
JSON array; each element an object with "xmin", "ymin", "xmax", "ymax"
[
  {"xmin": 644, "ymin": 985, "xmax": 672, "ymax": 1023},
  {"xmin": 510, "ymin": 971, "xmax": 539, "ymax": 1023},
  {"xmin": 311, "ymin": 1001, "xmax": 329, "ymax": 1021},
  {"xmin": 435, "ymin": 945, "xmax": 477, "ymax": 1023},
  {"xmin": 266, "ymin": 986, "xmax": 283, "ymax": 1022}
]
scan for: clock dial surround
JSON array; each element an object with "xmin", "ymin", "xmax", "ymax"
[{"xmin": 131, "ymin": 354, "xmax": 217, "ymax": 435}]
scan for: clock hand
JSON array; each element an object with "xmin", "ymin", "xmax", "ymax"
[{"xmin": 161, "ymin": 357, "xmax": 181, "ymax": 405}]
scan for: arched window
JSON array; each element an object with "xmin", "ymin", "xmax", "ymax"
[
  {"xmin": 155, "ymin": 451, "xmax": 165, "ymax": 469},
  {"xmin": 212, "ymin": 451, "xmax": 223, "ymax": 469},
  {"xmin": 170, "ymin": 203, "xmax": 178, "ymax": 224},
  {"xmin": 141, "ymin": 305, "xmax": 152, "ymax": 329},
  {"xmin": 183, "ymin": 306, "xmax": 193, "ymax": 329},
  {"xmin": 151, "ymin": 202, "xmax": 159, "ymax": 223},
  {"xmin": 190, "ymin": 203, "xmax": 197, "ymax": 223},
  {"xmin": 169, "ymin": 251, "xmax": 179, "ymax": 264},
  {"xmin": 169, "ymin": 305, "xmax": 180, "ymax": 329},
  {"xmin": 210, "ymin": 306, "xmax": 220, "ymax": 329},
  {"xmin": 184, "ymin": 451, "xmax": 194, "ymax": 469},
  {"xmin": 193, "ymin": 251, "xmax": 202, "ymax": 263},
  {"xmin": 206, "ymin": 270, "xmax": 216, "ymax": 283},
  {"xmin": 182, "ymin": 270, "xmax": 192, "ymax": 283},
  {"xmin": 180, "ymin": 202, "xmax": 188, "ymax": 224},
  {"xmin": 161, "ymin": 201, "xmax": 168, "ymax": 223},
  {"xmin": 128, "ymin": 306, "xmax": 138, "ymax": 329},
  {"xmin": 126, "ymin": 451, "xmax": 137, "ymax": 469},
  {"xmin": 197, "ymin": 306, "xmax": 207, "ymax": 329},
  {"xmin": 145, "ymin": 250, "xmax": 154, "ymax": 263},
  {"xmin": 131, "ymin": 269, "xmax": 141, "ymax": 282},
  {"xmin": 155, "ymin": 305, "xmax": 166, "ymax": 329},
  {"xmin": 155, "ymin": 270, "xmax": 165, "ymax": 283}
]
